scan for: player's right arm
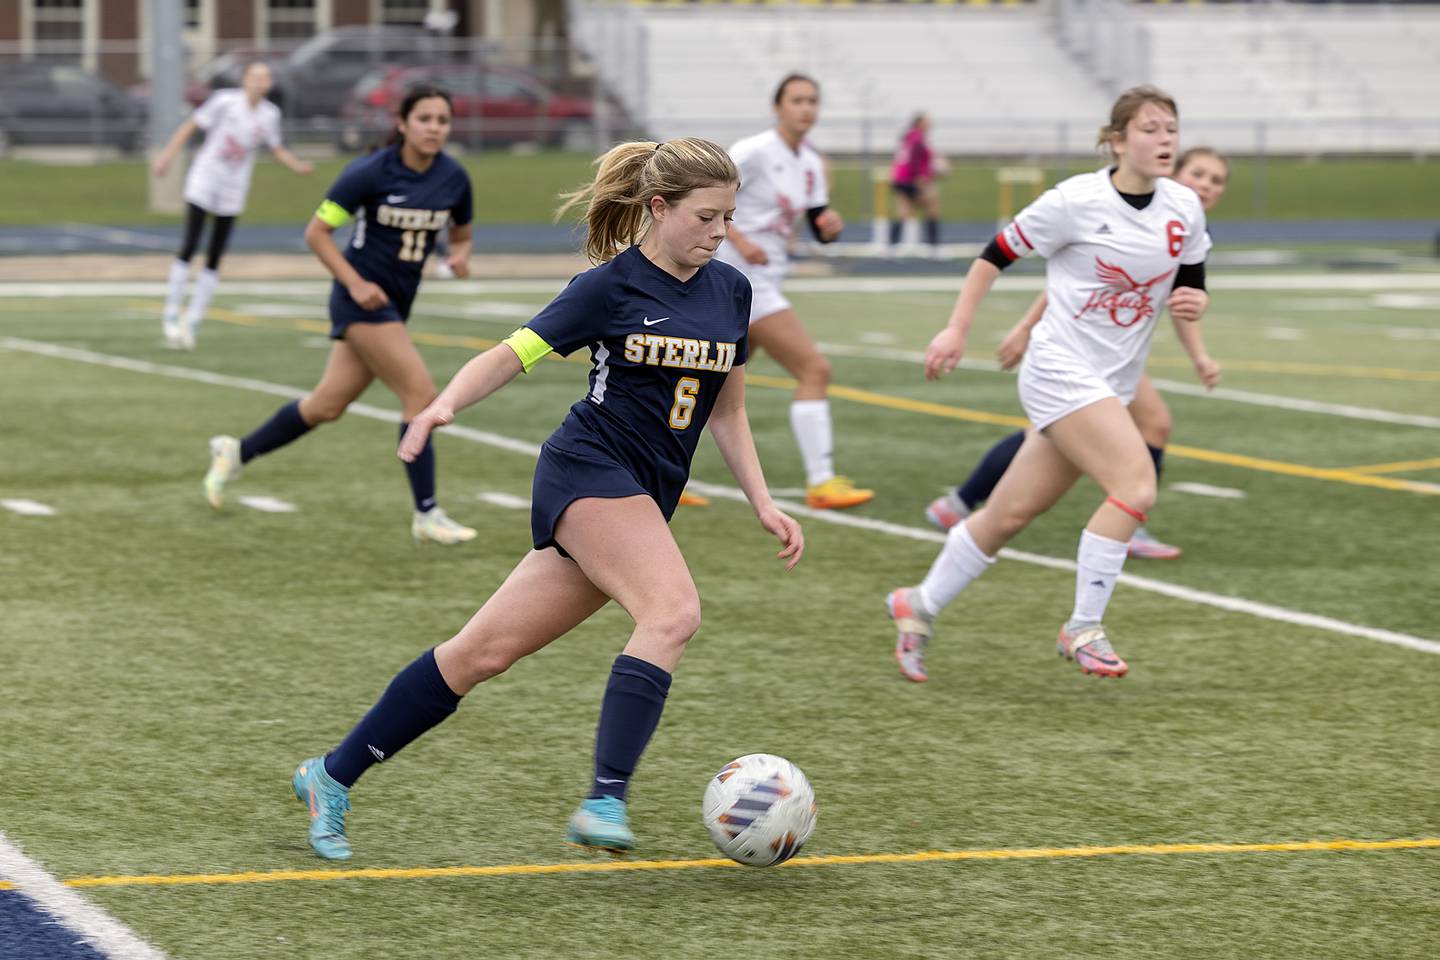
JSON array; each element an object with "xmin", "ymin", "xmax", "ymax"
[
  {"xmin": 398, "ymin": 345, "xmax": 525, "ymax": 462},
  {"xmin": 996, "ymin": 293, "xmax": 1047, "ymax": 370},
  {"xmin": 150, "ymin": 118, "xmax": 198, "ymax": 177},
  {"xmin": 305, "ymin": 162, "xmax": 388, "ymax": 309}
]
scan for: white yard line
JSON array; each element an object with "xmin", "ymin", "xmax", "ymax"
[
  {"xmin": 477, "ymin": 491, "xmax": 531, "ymax": 510},
  {"xmin": 812, "ymin": 340, "xmax": 1440, "ymax": 430},
  {"xmin": 1169, "ymin": 482, "xmax": 1248, "ymax": 500},
  {"xmin": 1, "ymin": 498, "xmax": 57, "ymax": 516},
  {"xmin": 3, "ymin": 335, "xmax": 1437, "ymax": 658},
  {"xmin": 237, "ymin": 495, "xmax": 298, "ymax": 513},
  {"xmin": 4, "ymin": 273, "xmax": 1440, "ymax": 300},
  {"xmin": 0, "ymin": 831, "xmax": 168, "ymax": 960}
]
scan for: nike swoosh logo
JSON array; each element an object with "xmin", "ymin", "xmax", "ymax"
[
  {"xmin": 386, "ymin": 194, "xmax": 408, "ymax": 203},
  {"xmin": 596, "ymin": 777, "xmax": 625, "ymax": 784},
  {"xmin": 643, "ymin": 316, "xmax": 669, "ymax": 326}
]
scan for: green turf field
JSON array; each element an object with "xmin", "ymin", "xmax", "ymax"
[
  {"xmin": 0, "ymin": 275, "xmax": 1437, "ymax": 958},
  {"xmin": 2, "ymin": 152, "xmax": 1437, "ymax": 226}
]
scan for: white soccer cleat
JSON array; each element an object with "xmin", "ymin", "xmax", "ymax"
[
  {"xmin": 162, "ymin": 315, "xmax": 186, "ymax": 350},
  {"xmin": 175, "ymin": 324, "xmax": 196, "ymax": 351},
  {"xmin": 203, "ymin": 435, "xmax": 242, "ymax": 508},
  {"xmin": 412, "ymin": 506, "xmax": 477, "ymax": 545}
]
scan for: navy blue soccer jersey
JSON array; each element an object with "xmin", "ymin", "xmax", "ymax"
[
  {"xmin": 317, "ymin": 145, "xmax": 472, "ymax": 319},
  {"xmin": 525, "ymin": 245, "xmax": 752, "ymax": 506}
]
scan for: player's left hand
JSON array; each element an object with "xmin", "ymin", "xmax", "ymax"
[
  {"xmin": 446, "ymin": 254, "xmax": 470, "ymax": 278},
  {"xmin": 1168, "ymin": 287, "xmax": 1208, "ymax": 323},
  {"xmin": 294, "ymin": 160, "xmax": 315, "ymax": 175},
  {"xmin": 924, "ymin": 325, "xmax": 967, "ymax": 380},
  {"xmin": 814, "ymin": 209, "xmax": 844, "ymax": 243},
  {"xmin": 398, "ymin": 404, "xmax": 454, "ymax": 462},
  {"xmin": 1194, "ymin": 356, "xmax": 1222, "ymax": 390},
  {"xmin": 757, "ymin": 506, "xmax": 804, "ymax": 571}
]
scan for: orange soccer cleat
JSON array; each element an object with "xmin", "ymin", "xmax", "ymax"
[{"xmin": 805, "ymin": 476, "xmax": 874, "ymax": 510}]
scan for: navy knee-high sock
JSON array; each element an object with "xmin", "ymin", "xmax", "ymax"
[
  {"xmin": 924, "ymin": 218, "xmax": 940, "ymax": 247},
  {"xmin": 1147, "ymin": 444, "xmax": 1165, "ymax": 484},
  {"xmin": 324, "ymin": 648, "xmax": 461, "ymax": 788},
  {"xmin": 889, "ymin": 220, "xmax": 903, "ymax": 245},
  {"xmin": 399, "ymin": 423, "xmax": 437, "ymax": 513},
  {"xmin": 957, "ymin": 429, "xmax": 1026, "ymax": 510},
  {"xmin": 239, "ymin": 400, "xmax": 312, "ymax": 463},
  {"xmin": 589, "ymin": 654, "xmax": 672, "ymax": 801}
]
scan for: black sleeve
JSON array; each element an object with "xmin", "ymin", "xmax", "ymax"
[
  {"xmin": 979, "ymin": 236, "xmax": 1016, "ymax": 271},
  {"xmin": 1173, "ymin": 260, "xmax": 1206, "ymax": 292},
  {"xmin": 806, "ymin": 206, "xmax": 835, "ymax": 244}
]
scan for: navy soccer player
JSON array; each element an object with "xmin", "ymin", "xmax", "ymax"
[
  {"xmin": 202, "ymin": 84, "xmax": 477, "ymax": 544},
  {"xmin": 290, "ymin": 137, "xmax": 804, "ymax": 860}
]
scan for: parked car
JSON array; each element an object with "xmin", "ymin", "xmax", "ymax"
[
  {"xmin": 270, "ymin": 26, "xmax": 450, "ymax": 119},
  {"xmin": 337, "ymin": 63, "xmax": 595, "ymax": 150},
  {"xmin": 0, "ymin": 62, "xmax": 146, "ymax": 153}
]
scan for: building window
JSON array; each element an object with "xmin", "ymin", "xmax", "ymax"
[
  {"xmin": 267, "ymin": 0, "xmax": 317, "ymax": 43},
  {"xmin": 32, "ymin": 0, "xmax": 85, "ymax": 61},
  {"xmin": 381, "ymin": 0, "xmax": 431, "ymax": 28}
]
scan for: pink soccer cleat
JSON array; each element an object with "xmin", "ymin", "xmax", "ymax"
[
  {"xmin": 1057, "ymin": 624, "xmax": 1128, "ymax": 678},
  {"xmin": 1128, "ymin": 526, "xmax": 1181, "ymax": 560},
  {"xmin": 924, "ymin": 492, "xmax": 969, "ymax": 532},
  {"xmin": 887, "ymin": 588, "xmax": 933, "ymax": 682}
]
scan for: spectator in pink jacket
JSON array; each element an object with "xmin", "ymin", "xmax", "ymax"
[{"xmin": 890, "ymin": 113, "xmax": 944, "ymax": 251}]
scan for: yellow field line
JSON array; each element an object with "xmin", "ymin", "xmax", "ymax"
[
  {"xmin": 746, "ymin": 373, "xmax": 1439, "ymax": 496},
  {"xmin": 1342, "ymin": 456, "xmax": 1440, "ymax": 475},
  {"xmin": 1145, "ymin": 355, "xmax": 1440, "ymax": 384},
  {"xmin": 2, "ymin": 837, "xmax": 1434, "ymax": 892},
  {"xmin": 141, "ymin": 304, "xmax": 1440, "ymax": 497}
]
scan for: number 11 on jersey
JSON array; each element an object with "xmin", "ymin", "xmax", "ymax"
[{"xmin": 399, "ymin": 230, "xmax": 427, "ymax": 262}]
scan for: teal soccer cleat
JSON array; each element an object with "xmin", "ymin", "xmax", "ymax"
[
  {"xmin": 292, "ymin": 757, "xmax": 353, "ymax": 860},
  {"xmin": 566, "ymin": 796, "xmax": 635, "ymax": 852}
]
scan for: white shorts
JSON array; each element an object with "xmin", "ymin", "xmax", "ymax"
[
  {"xmin": 1017, "ymin": 339, "xmax": 1137, "ymax": 431},
  {"xmin": 713, "ymin": 250, "xmax": 791, "ymax": 323},
  {"xmin": 183, "ymin": 173, "xmax": 249, "ymax": 217}
]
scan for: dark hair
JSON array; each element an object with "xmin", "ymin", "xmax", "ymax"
[
  {"xmin": 384, "ymin": 83, "xmax": 454, "ymax": 147},
  {"xmin": 773, "ymin": 73, "xmax": 818, "ymax": 105}
]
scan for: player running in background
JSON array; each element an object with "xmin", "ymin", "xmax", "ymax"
[
  {"xmin": 202, "ymin": 84, "xmax": 476, "ymax": 545},
  {"xmin": 888, "ymin": 87, "xmax": 1211, "ymax": 683},
  {"xmin": 926, "ymin": 147, "xmax": 1229, "ymax": 560},
  {"xmin": 290, "ymin": 137, "xmax": 803, "ymax": 860},
  {"xmin": 712, "ymin": 74, "xmax": 873, "ymax": 510},
  {"xmin": 151, "ymin": 61, "xmax": 312, "ymax": 350}
]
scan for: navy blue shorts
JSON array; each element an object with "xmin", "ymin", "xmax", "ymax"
[
  {"xmin": 531, "ymin": 440, "xmax": 657, "ymax": 556},
  {"xmin": 891, "ymin": 182, "xmax": 921, "ymax": 201},
  {"xmin": 328, "ymin": 283, "xmax": 412, "ymax": 340}
]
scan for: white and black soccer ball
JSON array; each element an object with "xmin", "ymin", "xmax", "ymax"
[{"xmin": 702, "ymin": 753, "xmax": 817, "ymax": 867}]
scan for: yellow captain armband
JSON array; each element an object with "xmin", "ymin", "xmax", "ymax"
[
  {"xmin": 502, "ymin": 327, "xmax": 553, "ymax": 373},
  {"xmin": 315, "ymin": 199, "xmax": 352, "ymax": 228}
]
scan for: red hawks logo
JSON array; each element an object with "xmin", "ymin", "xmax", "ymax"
[{"xmin": 1073, "ymin": 258, "xmax": 1175, "ymax": 328}]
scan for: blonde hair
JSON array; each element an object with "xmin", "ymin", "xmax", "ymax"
[
  {"xmin": 557, "ymin": 138, "xmax": 740, "ymax": 264},
  {"xmin": 1096, "ymin": 85, "xmax": 1179, "ymax": 155}
]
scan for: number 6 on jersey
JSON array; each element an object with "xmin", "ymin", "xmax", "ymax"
[{"xmin": 670, "ymin": 377, "xmax": 700, "ymax": 429}]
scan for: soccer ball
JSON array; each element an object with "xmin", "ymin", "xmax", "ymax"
[{"xmin": 702, "ymin": 753, "xmax": 817, "ymax": 866}]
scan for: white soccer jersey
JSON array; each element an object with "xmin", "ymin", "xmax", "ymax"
[
  {"xmin": 183, "ymin": 89, "xmax": 283, "ymax": 216},
  {"xmin": 714, "ymin": 129, "xmax": 829, "ymax": 272},
  {"xmin": 998, "ymin": 169, "xmax": 1210, "ymax": 399}
]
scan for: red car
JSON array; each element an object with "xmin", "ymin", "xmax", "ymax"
[{"xmin": 338, "ymin": 64, "xmax": 594, "ymax": 150}]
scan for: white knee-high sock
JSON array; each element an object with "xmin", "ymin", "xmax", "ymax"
[
  {"xmin": 184, "ymin": 267, "xmax": 219, "ymax": 330},
  {"xmin": 1070, "ymin": 529, "xmax": 1129, "ymax": 627},
  {"xmin": 163, "ymin": 259, "xmax": 189, "ymax": 325},
  {"xmin": 789, "ymin": 399, "xmax": 834, "ymax": 487},
  {"xmin": 914, "ymin": 521, "xmax": 995, "ymax": 618}
]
